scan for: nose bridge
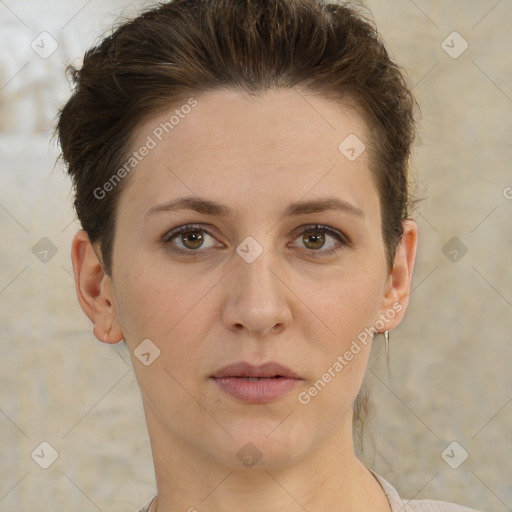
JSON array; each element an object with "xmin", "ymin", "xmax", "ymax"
[
  {"xmin": 238, "ymin": 246, "xmax": 276, "ymax": 295},
  {"xmin": 236, "ymin": 243, "xmax": 280, "ymax": 306},
  {"xmin": 223, "ymin": 239, "xmax": 291, "ymax": 335}
]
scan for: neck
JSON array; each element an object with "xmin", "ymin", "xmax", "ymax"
[{"xmin": 143, "ymin": 403, "xmax": 389, "ymax": 512}]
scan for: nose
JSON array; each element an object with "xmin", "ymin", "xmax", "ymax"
[{"xmin": 221, "ymin": 248, "xmax": 292, "ymax": 337}]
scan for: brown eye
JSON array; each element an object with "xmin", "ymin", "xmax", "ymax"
[
  {"xmin": 163, "ymin": 224, "xmax": 220, "ymax": 256},
  {"xmin": 290, "ymin": 224, "xmax": 349, "ymax": 257},
  {"xmin": 180, "ymin": 230, "xmax": 204, "ymax": 249},
  {"xmin": 303, "ymin": 230, "xmax": 326, "ymax": 250}
]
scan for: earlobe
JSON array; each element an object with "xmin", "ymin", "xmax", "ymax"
[
  {"xmin": 379, "ymin": 219, "xmax": 418, "ymax": 329},
  {"xmin": 71, "ymin": 230, "xmax": 124, "ymax": 344}
]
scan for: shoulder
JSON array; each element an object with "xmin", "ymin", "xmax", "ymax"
[
  {"xmin": 368, "ymin": 467, "xmax": 484, "ymax": 512},
  {"xmin": 405, "ymin": 498, "xmax": 484, "ymax": 512},
  {"xmin": 135, "ymin": 474, "xmax": 486, "ymax": 512},
  {"xmin": 135, "ymin": 497, "xmax": 154, "ymax": 512}
]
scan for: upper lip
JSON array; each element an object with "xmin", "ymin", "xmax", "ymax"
[{"xmin": 211, "ymin": 361, "xmax": 303, "ymax": 379}]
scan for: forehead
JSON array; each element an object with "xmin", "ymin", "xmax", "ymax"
[{"xmin": 120, "ymin": 88, "xmax": 379, "ymax": 221}]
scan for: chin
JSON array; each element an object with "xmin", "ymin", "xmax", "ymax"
[{"xmin": 204, "ymin": 421, "xmax": 312, "ymax": 471}]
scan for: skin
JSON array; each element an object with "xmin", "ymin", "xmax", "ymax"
[{"xmin": 71, "ymin": 88, "xmax": 417, "ymax": 512}]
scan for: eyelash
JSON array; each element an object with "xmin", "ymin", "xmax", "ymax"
[{"xmin": 161, "ymin": 223, "xmax": 350, "ymax": 259}]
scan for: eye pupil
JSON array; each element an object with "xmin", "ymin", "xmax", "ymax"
[
  {"xmin": 304, "ymin": 231, "xmax": 325, "ymax": 249},
  {"xmin": 182, "ymin": 231, "xmax": 204, "ymax": 249}
]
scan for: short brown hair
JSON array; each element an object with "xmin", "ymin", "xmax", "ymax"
[{"xmin": 56, "ymin": 0, "xmax": 420, "ymax": 448}]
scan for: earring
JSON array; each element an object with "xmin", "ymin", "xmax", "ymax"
[{"xmin": 384, "ymin": 330, "xmax": 390, "ymax": 358}]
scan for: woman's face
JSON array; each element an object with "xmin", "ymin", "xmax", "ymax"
[{"xmin": 93, "ymin": 88, "xmax": 416, "ymax": 469}]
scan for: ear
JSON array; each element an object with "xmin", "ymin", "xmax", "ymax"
[
  {"xmin": 378, "ymin": 219, "xmax": 418, "ymax": 330},
  {"xmin": 70, "ymin": 230, "xmax": 124, "ymax": 344}
]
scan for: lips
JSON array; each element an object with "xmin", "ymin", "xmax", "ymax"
[
  {"xmin": 211, "ymin": 361, "xmax": 302, "ymax": 380},
  {"xmin": 210, "ymin": 361, "xmax": 303, "ymax": 403}
]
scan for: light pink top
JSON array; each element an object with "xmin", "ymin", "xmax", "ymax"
[
  {"xmin": 368, "ymin": 468, "xmax": 482, "ymax": 512},
  {"xmin": 136, "ymin": 468, "xmax": 483, "ymax": 512}
]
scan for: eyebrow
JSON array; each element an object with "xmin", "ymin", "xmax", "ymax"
[{"xmin": 145, "ymin": 196, "xmax": 365, "ymax": 219}]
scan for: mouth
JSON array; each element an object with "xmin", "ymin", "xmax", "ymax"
[
  {"xmin": 210, "ymin": 362, "xmax": 303, "ymax": 403},
  {"xmin": 234, "ymin": 376, "xmax": 284, "ymax": 381},
  {"xmin": 210, "ymin": 361, "xmax": 303, "ymax": 380}
]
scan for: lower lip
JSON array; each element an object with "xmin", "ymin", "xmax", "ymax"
[{"xmin": 212, "ymin": 377, "xmax": 302, "ymax": 403}]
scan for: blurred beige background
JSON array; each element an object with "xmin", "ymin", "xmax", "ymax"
[{"xmin": 0, "ymin": 0, "xmax": 511, "ymax": 510}]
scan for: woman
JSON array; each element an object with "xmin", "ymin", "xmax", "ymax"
[{"xmin": 56, "ymin": 0, "xmax": 482, "ymax": 510}]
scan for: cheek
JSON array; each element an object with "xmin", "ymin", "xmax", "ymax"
[
  {"xmin": 112, "ymin": 255, "xmax": 222, "ymax": 397},
  {"xmin": 113, "ymin": 263, "xmax": 208, "ymax": 399},
  {"xmin": 112, "ymin": 248, "xmax": 208, "ymax": 341},
  {"xmin": 293, "ymin": 264, "xmax": 384, "ymax": 391},
  {"xmin": 294, "ymin": 262, "xmax": 384, "ymax": 337}
]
